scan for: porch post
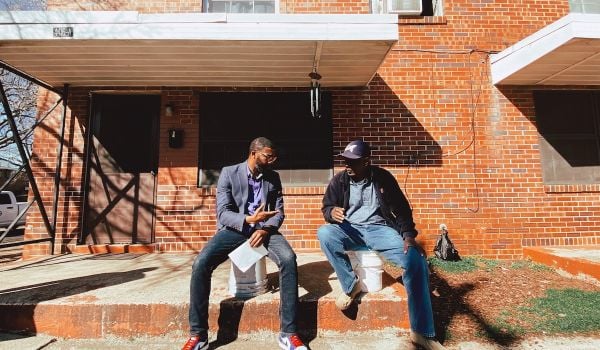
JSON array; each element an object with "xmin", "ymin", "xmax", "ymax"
[{"xmin": 50, "ymin": 84, "xmax": 69, "ymax": 254}]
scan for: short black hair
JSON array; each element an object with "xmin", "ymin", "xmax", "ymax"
[{"xmin": 249, "ymin": 137, "xmax": 275, "ymax": 153}]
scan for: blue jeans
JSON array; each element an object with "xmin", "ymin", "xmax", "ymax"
[
  {"xmin": 189, "ymin": 228, "xmax": 299, "ymax": 338},
  {"xmin": 317, "ymin": 222, "xmax": 435, "ymax": 337}
]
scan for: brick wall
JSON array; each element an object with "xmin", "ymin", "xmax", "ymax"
[{"xmin": 25, "ymin": 0, "xmax": 600, "ymax": 259}]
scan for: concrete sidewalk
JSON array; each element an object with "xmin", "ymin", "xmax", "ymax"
[
  {"xmin": 2, "ymin": 330, "xmax": 600, "ymax": 350},
  {"xmin": 523, "ymin": 245, "xmax": 600, "ymax": 284}
]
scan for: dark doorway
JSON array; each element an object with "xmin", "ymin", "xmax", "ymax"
[{"xmin": 82, "ymin": 94, "xmax": 160, "ymax": 244}]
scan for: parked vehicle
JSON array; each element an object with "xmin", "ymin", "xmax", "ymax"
[{"xmin": 0, "ymin": 191, "xmax": 27, "ymax": 228}]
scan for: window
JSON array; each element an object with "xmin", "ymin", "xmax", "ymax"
[
  {"xmin": 198, "ymin": 92, "xmax": 333, "ymax": 186},
  {"xmin": 533, "ymin": 90, "xmax": 600, "ymax": 184},
  {"xmin": 0, "ymin": 193, "xmax": 10, "ymax": 205},
  {"xmin": 569, "ymin": 0, "xmax": 600, "ymax": 14},
  {"xmin": 203, "ymin": 0, "xmax": 278, "ymax": 13},
  {"xmin": 372, "ymin": 0, "xmax": 443, "ymax": 16}
]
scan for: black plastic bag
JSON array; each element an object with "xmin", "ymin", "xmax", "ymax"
[{"xmin": 433, "ymin": 224, "xmax": 460, "ymax": 261}]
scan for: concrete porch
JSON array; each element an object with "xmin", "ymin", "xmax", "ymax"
[
  {"xmin": 0, "ymin": 251, "xmax": 409, "ymax": 340},
  {"xmin": 1, "ymin": 245, "xmax": 599, "ymax": 345}
]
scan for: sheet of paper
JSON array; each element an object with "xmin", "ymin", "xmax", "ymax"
[{"xmin": 228, "ymin": 240, "xmax": 268, "ymax": 272}]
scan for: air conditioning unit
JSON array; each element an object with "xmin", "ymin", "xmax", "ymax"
[{"xmin": 387, "ymin": 0, "xmax": 423, "ymax": 15}]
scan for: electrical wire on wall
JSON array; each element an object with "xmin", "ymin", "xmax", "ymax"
[{"xmin": 389, "ymin": 47, "xmax": 499, "ymax": 213}]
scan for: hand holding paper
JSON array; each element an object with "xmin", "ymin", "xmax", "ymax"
[
  {"xmin": 228, "ymin": 240, "xmax": 268, "ymax": 273},
  {"xmin": 249, "ymin": 229, "xmax": 269, "ymax": 247}
]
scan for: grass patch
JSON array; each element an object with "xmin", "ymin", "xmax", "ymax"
[
  {"xmin": 494, "ymin": 288, "xmax": 600, "ymax": 334},
  {"xmin": 509, "ymin": 260, "xmax": 552, "ymax": 272},
  {"xmin": 526, "ymin": 288, "xmax": 600, "ymax": 333},
  {"xmin": 430, "ymin": 257, "xmax": 553, "ymax": 275},
  {"xmin": 429, "ymin": 256, "xmax": 498, "ymax": 274}
]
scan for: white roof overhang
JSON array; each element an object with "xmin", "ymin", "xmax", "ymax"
[
  {"xmin": 491, "ymin": 13, "xmax": 600, "ymax": 86},
  {"xmin": 0, "ymin": 11, "xmax": 398, "ymax": 88}
]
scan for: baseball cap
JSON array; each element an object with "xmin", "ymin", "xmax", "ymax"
[{"xmin": 339, "ymin": 140, "xmax": 371, "ymax": 159}]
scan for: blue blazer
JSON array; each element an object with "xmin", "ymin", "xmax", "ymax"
[{"xmin": 216, "ymin": 161, "xmax": 285, "ymax": 233}]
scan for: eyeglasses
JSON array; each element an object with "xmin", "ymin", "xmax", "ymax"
[{"xmin": 257, "ymin": 151, "xmax": 277, "ymax": 162}]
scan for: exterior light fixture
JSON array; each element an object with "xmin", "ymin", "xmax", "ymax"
[
  {"xmin": 309, "ymin": 70, "xmax": 322, "ymax": 118},
  {"xmin": 168, "ymin": 128, "xmax": 184, "ymax": 148},
  {"xmin": 165, "ymin": 103, "xmax": 174, "ymax": 117}
]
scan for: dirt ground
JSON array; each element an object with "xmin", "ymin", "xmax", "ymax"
[{"xmin": 416, "ymin": 260, "xmax": 600, "ymax": 348}]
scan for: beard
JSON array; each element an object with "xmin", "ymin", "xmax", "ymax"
[{"xmin": 255, "ymin": 163, "xmax": 272, "ymax": 173}]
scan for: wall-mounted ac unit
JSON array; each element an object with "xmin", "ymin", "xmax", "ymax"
[{"xmin": 387, "ymin": 0, "xmax": 423, "ymax": 15}]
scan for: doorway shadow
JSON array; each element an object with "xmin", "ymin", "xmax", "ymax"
[
  {"xmin": 264, "ymin": 260, "xmax": 336, "ymax": 343},
  {"xmin": 297, "ymin": 260, "xmax": 335, "ymax": 343},
  {"xmin": 210, "ymin": 297, "xmax": 245, "ymax": 348}
]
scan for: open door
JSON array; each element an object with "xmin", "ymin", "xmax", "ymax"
[{"xmin": 82, "ymin": 94, "xmax": 160, "ymax": 244}]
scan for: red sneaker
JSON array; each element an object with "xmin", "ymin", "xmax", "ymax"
[
  {"xmin": 181, "ymin": 336, "xmax": 208, "ymax": 350},
  {"xmin": 278, "ymin": 333, "xmax": 308, "ymax": 350}
]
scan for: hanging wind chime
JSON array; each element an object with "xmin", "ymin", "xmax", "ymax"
[{"xmin": 309, "ymin": 69, "xmax": 322, "ymax": 118}]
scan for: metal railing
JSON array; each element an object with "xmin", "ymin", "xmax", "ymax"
[{"xmin": 0, "ymin": 60, "xmax": 67, "ymax": 254}]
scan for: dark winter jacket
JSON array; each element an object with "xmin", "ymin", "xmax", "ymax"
[{"xmin": 321, "ymin": 166, "xmax": 418, "ymax": 239}]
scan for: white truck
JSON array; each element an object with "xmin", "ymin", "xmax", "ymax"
[{"xmin": 0, "ymin": 191, "xmax": 28, "ymax": 228}]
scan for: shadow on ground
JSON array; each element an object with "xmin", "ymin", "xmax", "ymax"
[
  {"xmin": 430, "ymin": 269, "xmax": 520, "ymax": 347},
  {"xmin": 0, "ymin": 267, "xmax": 157, "ymax": 335},
  {"xmin": 209, "ymin": 260, "xmax": 336, "ymax": 349}
]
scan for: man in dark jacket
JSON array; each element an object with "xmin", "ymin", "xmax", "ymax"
[{"xmin": 317, "ymin": 139, "xmax": 445, "ymax": 350}]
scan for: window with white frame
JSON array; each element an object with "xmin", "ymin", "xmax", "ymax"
[
  {"xmin": 372, "ymin": 0, "xmax": 443, "ymax": 16},
  {"xmin": 203, "ymin": 0, "xmax": 278, "ymax": 13}
]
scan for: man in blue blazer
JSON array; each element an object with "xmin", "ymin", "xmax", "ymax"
[{"xmin": 182, "ymin": 137, "xmax": 307, "ymax": 350}]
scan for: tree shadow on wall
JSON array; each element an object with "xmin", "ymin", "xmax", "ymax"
[{"xmin": 331, "ymin": 74, "xmax": 442, "ymax": 167}]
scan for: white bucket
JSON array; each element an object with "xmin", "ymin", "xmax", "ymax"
[
  {"xmin": 356, "ymin": 267, "xmax": 383, "ymax": 292},
  {"xmin": 228, "ymin": 257, "xmax": 268, "ymax": 299},
  {"xmin": 348, "ymin": 250, "xmax": 383, "ymax": 292}
]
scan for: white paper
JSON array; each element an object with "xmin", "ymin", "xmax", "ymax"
[{"xmin": 228, "ymin": 241, "xmax": 268, "ymax": 273}]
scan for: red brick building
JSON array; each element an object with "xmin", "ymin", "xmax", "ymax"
[{"xmin": 1, "ymin": 0, "xmax": 599, "ymax": 260}]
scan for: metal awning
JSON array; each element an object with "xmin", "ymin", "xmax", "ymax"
[
  {"xmin": 0, "ymin": 11, "xmax": 398, "ymax": 88},
  {"xmin": 491, "ymin": 13, "xmax": 600, "ymax": 85}
]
